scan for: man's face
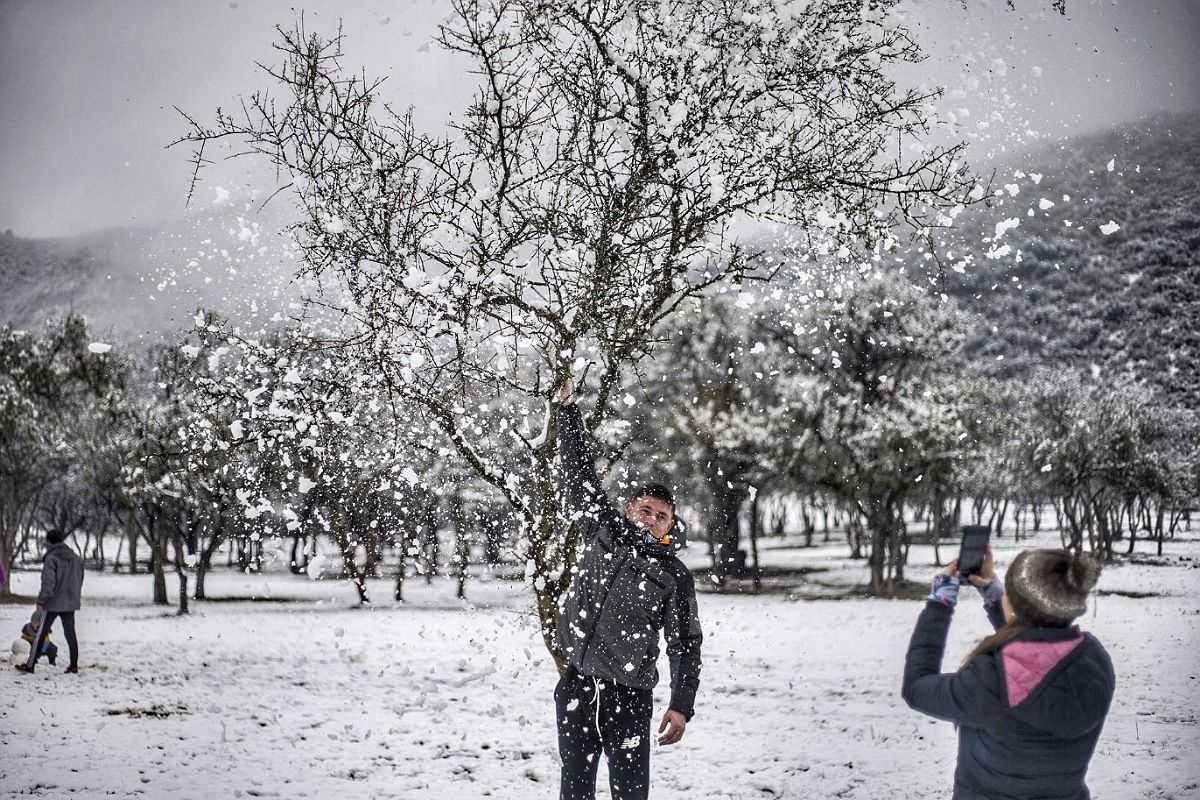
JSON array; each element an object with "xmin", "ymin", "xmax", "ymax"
[{"xmin": 625, "ymin": 496, "xmax": 674, "ymax": 541}]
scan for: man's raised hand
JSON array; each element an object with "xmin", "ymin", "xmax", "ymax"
[
  {"xmin": 556, "ymin": 378, "xmax": 574, "ymax": 406},
  {"xmin": 657, "ymin": 709, "xmax": 686, "ymax": 745}
]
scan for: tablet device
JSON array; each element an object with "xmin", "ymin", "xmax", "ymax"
[{"xmin": 958, "ymin": 525, "xmax": 990, "ymax": 578}]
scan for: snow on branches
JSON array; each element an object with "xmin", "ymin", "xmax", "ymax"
[{"xmin": 175, "ymin": 0, "xmax": 978, "ymax": 655}]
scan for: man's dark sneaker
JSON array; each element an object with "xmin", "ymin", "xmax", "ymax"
[
  {"xmin": 64, "ymin": 665, "xmax": 79, "ymax": 674},
  {"xmin": 48, "ymin": 657, "xmax": 56, "ymax": 666},
  {"xmin": 14, "ymin": 664, "xmax": 34, "ymax": 674}
]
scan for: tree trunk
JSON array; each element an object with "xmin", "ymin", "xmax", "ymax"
[
  {"xmin": 127, "ymin": 523, "xmax": 140, "ymax": 574},
  {"xmin": 748, "ymin": 489, "xmax": 762, "ymax": 593},
  {"xmin": 328, "ymin": 507, "xmax": 368, "ymax": 605},
  {"xmin": 362, "ymin": 500, "xmax": 383, "ymax": 580},
  {"xmin": 451, "ymin": 490, "xmax": 470, "ymax": 601},
  {"xmin": 868, "ymin": 521, "xmax": 885, "ymax": 595},
  {"xmin": 393, "ymin": 523, "xmax": 408, "ymax": 603},
  {"xmin": 801, "ymin": 505, "xmax": 815, "ymax": 548},
  {"xmin": 112, "ymin": 531, "xmax": 125, "ymax": 573},
  {"xmin": 422, "ymin": 502, "xmax": 439, "ymax": 586},
  {"xmin": 151, "ymin": 545, "xmax": 169, "ymax": 605},
  {"xmin": 483, "ymin": 511, "xmax": 502, "ymax": 566},
  {"xmin": 172, "ymin": 529, "xmax": 190, "ymax": 615},
  {"xmin": 770, "ymin": 503, "xmax": 785, "ymax": 538},
  {"xmin": 0, "ymin": 537, "xmax": 11, "ymax": 598},
  {"xmin": 94, "ymin": 520, "xmax": 109, "ymax": 571},
  {"xmin": 994, "ymin": 499, "xmax": 1009, "ymax": 539},
  {"xmin": 194, "ymin": 518, "xmax": 225, "ymax": 601},
  {"xmin": 1156, "ymin": 503, "xmax": 1166, "ymax": 554},
  {"xmin": 289, "ymin": 530, "xmax": 306, "ymax": 575},
  {"xmin": 866, "ymin": 502, "xmax": 904, "ymax": 597},
  {"xmin": 931, "ymin": 490, "xmax": 945, "ymax": 566},
  {"xmin": 1125, "ymin": 500, "xmax": 1141, "ymax": 555},
  {"xmin": 894, "ymin": 518, "xmax": 909, "ymax": 585},
  {"xmin": 528, "ymin": 448, "xmax": 576, "ymax": 675},
  {"xmin": 709, "ymin": 477, "xmax": 747, "ymax": 584},
  {"xmin": 177, "ymin": 570, "xmax": 189, "ymax": 614},
  {"xmin": 134, "ymin": 503, "xmax": 171, "ymax": 606},
  {"xmin": 847, "ymin": 511, "xmax": 864, "ymax": 560}
]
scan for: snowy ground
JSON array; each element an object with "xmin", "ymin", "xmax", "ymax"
[{"xmin": 2, "ymin": 530, "xmax": 1198, "ymax": 799}]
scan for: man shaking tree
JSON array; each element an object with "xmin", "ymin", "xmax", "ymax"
[{"xmin": 553, "ymin": 379, "xmax": 703, "ymax": 800}]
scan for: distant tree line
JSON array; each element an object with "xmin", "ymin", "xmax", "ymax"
[
  {"xmin": 624, "ymin": 267, "xmax": 1198, "ymax": 595},
  {"xmin": 0, "ymin": 313, "xmax": 517, "ymax": 608},
  {"xmin": 5, "ymin": 266, "xmax": 1195, "ymax": 608}
]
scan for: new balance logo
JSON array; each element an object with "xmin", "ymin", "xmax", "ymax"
[{"xmin": 620, "ymin": 735, "xmax": 641, "ymax": 750}]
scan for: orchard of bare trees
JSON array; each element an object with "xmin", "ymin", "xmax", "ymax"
[{"xmin": 2, "ymin": 0, "xmax": 1196, "ymax": 674}]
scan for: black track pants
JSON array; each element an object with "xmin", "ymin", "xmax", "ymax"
[
  {"xmin": 555, "ymin": 667, "xmax": 653, "ymax": 800},
  {"xmin": 27, "ymin": 611, "xmax": 77, "ymax": 670}
]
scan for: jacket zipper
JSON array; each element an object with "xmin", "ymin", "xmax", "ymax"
[{"xmin": 578, "ymin": 540, "xmax": 636, "ymax": 666}]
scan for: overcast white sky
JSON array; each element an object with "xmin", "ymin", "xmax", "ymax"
[{"xmin": 0, "ymin": 0, "xmax": 1197, "ymax": 239}]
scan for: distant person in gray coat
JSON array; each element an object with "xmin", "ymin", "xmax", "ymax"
[
  {"xmin": 553, "ymin": 379, "xmax": 703, "ymax": 800},
  {"xmin": 15, "ymin": 529, "xmax": 84, "ymax": 674},
  {"xmin": 903, "ymin": 546, "xmax": 1115, "ymax": 799}
]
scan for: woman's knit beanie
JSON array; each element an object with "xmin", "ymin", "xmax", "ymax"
[{"xmin": 1006, "ymin": 548, "xmax": 1102, "ymax": 625}]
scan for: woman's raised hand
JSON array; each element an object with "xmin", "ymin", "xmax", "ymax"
[{"xmin": 967, "ymin": 545, "xmax": 997, "ymax": 587}]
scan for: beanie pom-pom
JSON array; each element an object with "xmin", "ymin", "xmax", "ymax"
[{"xmin": 1066, "ymin": 553, "xmax": 1101, "ymax": 593}]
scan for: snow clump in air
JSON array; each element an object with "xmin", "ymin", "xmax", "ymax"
[
  {"xmin": 994, "ymin": 218, "xmax": 1021, "ymax": 238},
  {"xmin": 305, "ymin": 552, "xmax": 329, "ymax": 580}
]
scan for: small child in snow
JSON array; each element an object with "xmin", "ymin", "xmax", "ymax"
[{"xmin": 11, "ymin": 610, "xmax": 58, "ymax": 667}]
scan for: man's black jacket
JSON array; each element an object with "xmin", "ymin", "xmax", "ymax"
[{"xmin": 554, "ymin": 403, "xmax": 703, "ymax": 719}]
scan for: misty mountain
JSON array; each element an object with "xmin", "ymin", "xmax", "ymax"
[
  {"xmin": 0, "ymin": 200, "xmax": 302, "ymax": 343},
  {"xmin": 3, "ymin": 113, "xmax": 1197, "ymax": 410},
  {"xmin": 0, "ymin": 231, "xmax": 97, "ymax": 329},
  {"xmin": 939, "ymin": 110, "xmax": 1200, "ymax": 409}
]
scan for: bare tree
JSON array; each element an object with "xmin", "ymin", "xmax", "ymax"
[
  {"xmin": 177, "ymin": 0, "xmax": 974, "ymax": 663},
  {"xmin": 0, "ymin": 316, "xmax": 130, "ymax": 597},
  {"xmin": 162, "ymin": 316, "xmax": 449, "ymax": 606},
  {"xmin": 766, "ymin": 274, "xmax": 968, "ymax": 595}
]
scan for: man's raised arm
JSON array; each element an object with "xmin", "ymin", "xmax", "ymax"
[{"xmin": 555, "ymin": 381, "xmax": 616, "ymax": 528}]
